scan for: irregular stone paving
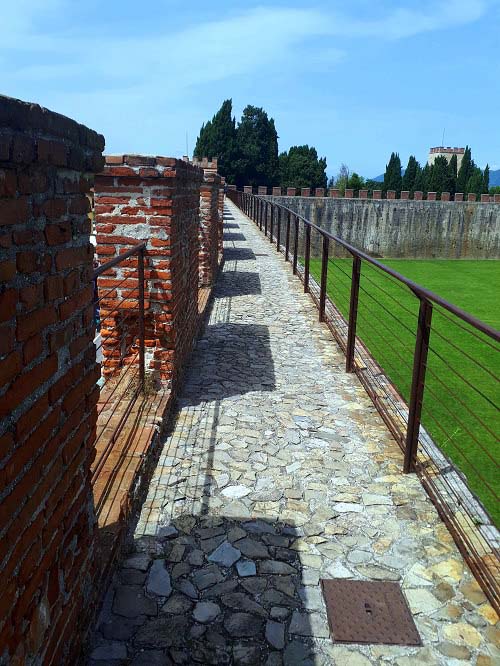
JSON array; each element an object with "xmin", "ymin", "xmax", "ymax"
[{"xmin": 89, "ymin": 200, "xmax": 499, "ymax": 665}]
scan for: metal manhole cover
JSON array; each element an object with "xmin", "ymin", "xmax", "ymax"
[{"xmin": 320, "ymin": 579, "xmax": 422, "ymax": 646}]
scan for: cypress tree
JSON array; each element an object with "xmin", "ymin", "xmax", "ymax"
[
  {"xmin": 194, "ymin": 99, "xmax": 238, "ymax": 182},
  {"xmin": 428, "ymin": 156, "xmax": 454, "ymax": 196},
  {"xmin": 449, "ymin": 154, "xmax": 458, "ymax": 178},
  {"xmin": 482, "ymin": 164, "xmax": 490, "ymax": 193},
  {"xmin": 383, "ymin": 152, "xmax": 402, "ymax": 193},
  {"xmin": 456, "ymin": 146, "xmax": 472, "ymax": 194},
  {"xmin": 234, "ymin": 105, "xmax": 279, "ymax": 187},
  {"xmin": 467, "ymin": 167, "xmax": 484, "ymax": 198},
  {"xmin": 402, "ymin": 155, "xmax": 419, "ymax": 193},
  {"xmin": 414, "ymin": 164, "xmax": 430, "ymax": 195},
  {"xmin": 448, "ymin": 154, "xmax": 458, "ymax": 194}
]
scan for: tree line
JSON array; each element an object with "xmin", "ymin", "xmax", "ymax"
[
  {"xmin": 330, "ymin": 149, "xmax": 490, "ymax": 198},
  {"xmin": 194, "ymin": 100, "xmax": 327, "ymax": 189}
]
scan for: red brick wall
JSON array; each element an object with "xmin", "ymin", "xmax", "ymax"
[
  {"xmin": 94, "ymin": 155, "xmax": 202, "ymax": 388},
  {"xmin": 199, "ymin": 171, "xmax": 222, "ymax": 286},
  {"xmin": 0, "ymin": 95, "xmax": 104, "ymax": 664}
]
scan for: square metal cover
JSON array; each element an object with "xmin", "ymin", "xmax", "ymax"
[{"xmin": 320, "ymin": 579, "xmax": 422, "ymax": 646}]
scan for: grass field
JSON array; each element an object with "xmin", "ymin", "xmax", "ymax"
[{"xmin": 307, "ymin": 258, "xmax": 500, "ymax": 524}]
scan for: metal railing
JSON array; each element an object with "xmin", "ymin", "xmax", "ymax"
[
  {"xmin": 228, "ymin": 189, "xmax": 500, "ymax": 612},
  {"xmin": 92, "ymin": 242, "xmax": 146, "ymax": 489}
]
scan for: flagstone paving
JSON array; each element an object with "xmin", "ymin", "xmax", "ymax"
[{"xmin": 88, "ymin": 200, "xmax": 499, "ymax": 665}]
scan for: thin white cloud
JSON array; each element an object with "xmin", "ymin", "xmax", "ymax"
[{"xmin": 335, "ymin": 0, "xmax": 488, "ymax": 40}]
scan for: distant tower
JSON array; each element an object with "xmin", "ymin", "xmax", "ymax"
[{"xmin": 428, "ymin": 146, "xmax": 465, "ymax": 170}]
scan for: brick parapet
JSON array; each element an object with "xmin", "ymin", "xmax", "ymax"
[
  {"xmin": 94, "ymin": 155, "xmax": 203, "ymax": 388},
  {"xmin": 199, "ymin": 170, "xmax": 222, "ymax": 287},
  {"xmin": 0, "ymin": 94, "xmax": 104, "ymax": 664}
]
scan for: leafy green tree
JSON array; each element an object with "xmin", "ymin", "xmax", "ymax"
[
  {"xmin": 489, "ymin": 185, "xmax": 500, "ymax": 195},
  {"xmin": 402, "ymin": 155, "xmax": 419, "ymax": 193},
  {"xmin": 347, "ymin": 172, "xmax": 365, "ymax": 192},
  {"xmin": 482, "ymin": 164, "xmax": 490, "ymax": 193},
  {"xmin": 383, "ymin": 152, "xmax": 402, "ymax": 193},
  {"xmin": 364, "ymin": 179, "xmax": 383, "ymax": 194},
  {"xmin": 279, "ymin": 145, "xmax": 327, "ymax": 189},
  {"xmin": 194, "ymin": 99, "xmax": 239, "ymax": 182},
  {"xmin": 428, "ymin": 156, "xmax": 454, "ymax": 196},
  {"xmin": 456, "ymin": 146, "xmax": 473, "ymax": 194},
  {"xmin": 234, "ymin": 105, "xmax": 279, "ymax": 187}
]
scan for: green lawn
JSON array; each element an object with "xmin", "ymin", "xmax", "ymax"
[{"xmin": 308, "ymin": 258, "xmax": 500, "ymax": 524}]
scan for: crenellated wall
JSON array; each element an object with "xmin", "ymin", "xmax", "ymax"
[
  {"xmin": 191, "ymin": 157, "xmax": 222, "ymax": 286},
  {"xmin": 265, "ymin": 196, "xmax": 500, "ymax": 259},
  {"xmin": 94, "ymin": 155, "xmax": 203, "ymax": 388}
]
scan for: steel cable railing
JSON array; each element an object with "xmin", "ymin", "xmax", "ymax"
[{"xmin": 228, "ymin": 189, "xmax": 500, "ymax": 613}]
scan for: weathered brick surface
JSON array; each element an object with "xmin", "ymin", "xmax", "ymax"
[
  {"xmin": 218, "ymin": 177, "xmax": 225, "ymax": 258},
  {"xmin": 0, "ymin": 94, "xmax": 104, "ymax": 664},
  {"xmin": 94, "ymin": 155, "xmax": 203, "ymax": 388},
  {"xmin": 198, "ymin": 171, "xmax": 222, "ymax": 287}
]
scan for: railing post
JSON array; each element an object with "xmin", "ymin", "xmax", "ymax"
[
  {"xmin": 293, "ymin": 216, "xmax": 299, "ymax": 275},
  {"xmin": 285, "ymin": 210, "xmax": 291, "ymax": 261},
  {"xmin": 276, "ymin": 207, "xmax": 281, "ymax": 251},
  {"xmin": 403, "ymin": 299, "xmax": 433, "ymax": 473},
  {"xmin": 319, "ymin": 236, "xmax": 329, "ymax": 322},
  {"xmin": 270, "ymin": 205, "xmax": 274, "ymax": 243},
  {"xmin": 304, "ymin": 225, "xmax": 311, "ymax": 293},
  {"xmin": 259, "ymin": 199, "xmax": 262, "ymax": 230},
  {"xmin": 346, "ymin": 256, "xmax": 361, "ymax": 372},
  {"xmin": 264, "ymin": 202, "xmax": 268, "ymax": 236},
  {"xmin": 138, "ymin": 247, "xmax": 146, "ymax": 391}
]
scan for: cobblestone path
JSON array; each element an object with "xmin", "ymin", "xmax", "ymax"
[{"xmin": 89, "ymin": 200, "xmax": 499, "ymax": 665}]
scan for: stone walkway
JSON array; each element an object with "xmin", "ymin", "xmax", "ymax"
[{"xmin": 89, "ymin": 200, "xmax": 499, "ymax": 665}]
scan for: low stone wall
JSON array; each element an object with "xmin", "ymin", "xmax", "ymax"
[
  {"xmin": 0, "ymin": 95, "xmax": 104, "ymax": 664},
  {"xmin": 266, "ymin": 196, "xmax": 500, "ymax": 259}
]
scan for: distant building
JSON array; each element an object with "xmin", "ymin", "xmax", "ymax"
[{"xmin": 428, "ymin": 146, "xmax": 465, "ymax": 170}]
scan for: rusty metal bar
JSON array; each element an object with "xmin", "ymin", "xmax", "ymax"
[
  {"xmin": 403, "ymin": 299, "xmax": 433, "ymax": 473},
  {"xmin": 319, "ymin": 236, "xmax": 329, "ymax": 322},
  {"xmin": 293, "ymin": 215, "xmax": 299, "ymax": 275},
  {"xmin": 346, "ymin": 256, "xmax": 361, "ymax": 372},
  {"xmin": 93, "ymin": 242, "xmax": 147, "ymax": 278},
  {"xmin": 276, "ymin": 207, "xmax": 281, "ymax": 250},
  {"xmin": 285, "ymin": 210, "xmax": 291, "ymax": 261},
  {"xmin": 304, "ymin": 225, "xmax": 311, "ymax": 294},
  {"xmin": 138, "ymin": 247, "xmax": 146, "ymax": 391}
]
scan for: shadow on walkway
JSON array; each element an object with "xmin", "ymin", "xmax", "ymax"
[
  {"xmin": 214, "ymin": 272, "xmax": 262, "ymax": 298},
  {"xmin": 223, "ymin": 248, "xmax": 256, "ymax": 262},
  {"xmin": 223, "ymin": 233, "xmax": 246, "ymax": 242},
  {"xmin": 181, "ymin": 322, "xmax": 274, "ymax": 406},
  {"xmin": 92, "ymin": 514, "xmax": 316, "ymax": 666}
]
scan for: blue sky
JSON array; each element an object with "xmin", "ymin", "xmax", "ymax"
[{"xmin": 1, "ymin": 0, "xmax": 498, "ymax": 178}]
